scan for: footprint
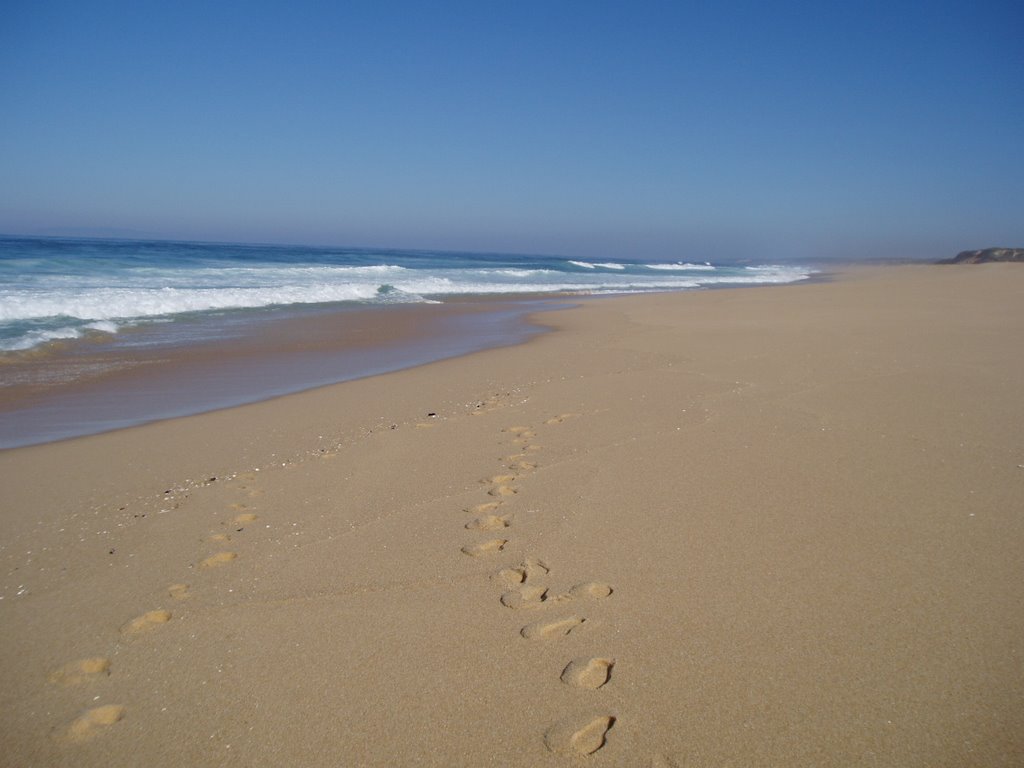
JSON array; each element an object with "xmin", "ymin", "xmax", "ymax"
[
  {"xmin": 525, "ymin": 444, "xmax": 543, "ymax": 452},
  {"xmin": 231, "ymin": 473, "xmax": 263, "ymax": 496},
  {"xmin": 168, "ymin": 583, "xmax": 190, "ymax": 601},
  {"xmin": 502, "ymin": 455, "xmax": 538, "ymax": 470},
  {"xmin": 569, "ymin": 582, "xmax": 613, "ymax": 599},
  {"xmin": 543, "ymin": 714, "xmax": 614, "ymax": 755},
  {"xmin": 232, "ymin": 512, "xmax": 258, "ymax": 524},
  {"xmin": 461, "ymin": 539, "xmax": 507, "ymax": 557},
  {"xmin": 208, "ymin": 533, "xmax": 231, "ymax": 543},
  {"xmin": 545, "ymin": 413, "xmax": 575, "ymax": 425},
  {"xmin": 493, "ymin": 557, "xmax": 550, "ymax": 587},
  {"xmin": 48, "ymin": 658, "xmax": 111, "ymax": 686},
  {"xmin": 557, "ymin": 585, "xmax": 610, "ymax": 606},
  {"xmin": 465, "ymin": 514, "xmax": 510, "ymax": 531},
  {"xmin": 482, "ymin": 474, "xmax": 517, "ymax": 485},
  {"xmin": 500, "ymin": 585, "xmax": 548, "ymax": 609},
  {"xmin": 521, "ymin": 615, "xmax": 584, "ymax": 640},
  {"xmin": 560, "ymin": 658, "xmax": 614, "ymax": 689},
  {"xmin": 494, "ymin": 567, "xmax": 527, "ymax": 587},
  {"xmin": 67, "ymin": 704, "xmax": 125, "ymax": 741},
  {"xmin": 505, "ymin": 426, "xmax": 534, "ymax": 435},
  {"xmin": 120, "ymin": 609, "xmax": 171, "ymax": 637},
  {"xmin": 650, "ymin": 755, "xmax": 682, "ymax": 768},
  {"xmin": 468, "ymin": 501, "xmax": 502, "ymax": 515},
  {"xmin": 488, "ymin": 485, "xmax": 517, "ymax": 497},
  {"xmin": 522, "ymin": 557, "xmax": 550, "ymax": 580},
  {"xmin": 201, "ymin": 551, "xmax": 238, "ymax": 568}
]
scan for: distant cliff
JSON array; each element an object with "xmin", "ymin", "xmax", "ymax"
[{"xmin": 940, "ymin": 248, "xmax": 1024, "ymax": 264}]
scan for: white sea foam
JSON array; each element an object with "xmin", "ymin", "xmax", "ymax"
[
  {"xmin": 482, "ymin": 268, "xmax": 557, "ymax": 277},
  {"xmin": 697, "ymin": 270, "xmax": 812, "ymax": 285},
  {"xmin": 644, "ymin": 262, "xmax": 716, "ymax": 271},
  {"xmin": 4, "ymin": 326, "xmax": 85, "ymax": 351},
  {"xmin": 0, "ymin": 284, "xmax": 391, "ymax": 323},
  {"xmin": 85, "ymin": 320, "xmax": 119, "ymax": 334},
  {"xmin": 0, "ymin": 237, "xmax": 815, "ymax": 353},
  {"xmin": 744, "ymin": 265, "xmax": 797, "ymax": 273},
  {"xmin": 0, "ymin": 264, "xmax": 813, "ymax": 328},
  {"xmin": 396, "ymin": 278, "xmax": 706, "ymax": 295},
  {"xmin": 568, "ymin": 260, "xmax": 627, "ymax": 270}
]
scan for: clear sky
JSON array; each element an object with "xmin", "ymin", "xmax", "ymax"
[{"xmin": 1, "ymin": 1, "xmax": 1021, "ymax": 261}]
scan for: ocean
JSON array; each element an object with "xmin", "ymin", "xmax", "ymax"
[
  {"xmin": 0, "ymin": 236, "xmax": 815, "ymax": 447},
  {"xmin": 0, "ymin": 236, "xmax": 814, "ymax": 353}
]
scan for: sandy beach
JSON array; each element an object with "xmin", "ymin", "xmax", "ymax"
[{"xmin": 1, "ymin": 264, "xmax": 1022, "ymax": 766}]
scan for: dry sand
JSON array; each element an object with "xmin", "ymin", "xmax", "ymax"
[{"xmin": 1, "ymin": 265, "xmax": 1022, "ymax": 766}]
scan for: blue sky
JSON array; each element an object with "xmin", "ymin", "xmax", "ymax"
[{"xmin": 1, "ymin": 1, "xmax": 1021, "ymax": 260}]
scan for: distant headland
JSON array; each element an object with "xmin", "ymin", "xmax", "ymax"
[{"xmin": 939, "ymin": 248, "xmax": 1024, "ymax": 264}]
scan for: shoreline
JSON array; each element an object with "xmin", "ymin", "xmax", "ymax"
[
  {"xmin": 0, "ymin": 276, "xmax": 823, "ymax": 451},
  {"xmin": 2, "ymin": 264, "xmax": 1021, "ymax": 766},
  {"xmin": 0, "ymin": 296, "xmax": 571, "ymax": 449}
]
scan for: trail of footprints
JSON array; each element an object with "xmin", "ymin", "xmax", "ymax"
[
  {"xmin": 460, "ymin": 416, "xmax": 619, "ymax": 758},
  {"xmin": 45, "ymin": 475, "xmax": 264, "ymax": 742},
  {"xmin": 50, "ymin": 412, "xmax": 620, "ymax": 755}
]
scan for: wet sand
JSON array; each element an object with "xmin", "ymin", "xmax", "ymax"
[
  {"xmin": 0, "ymin": 298, "xmax": 561, "ymax": 448},
  {"xmin": 1, "ymin": 264, "xmax": 1022, "ymax": 766}
]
